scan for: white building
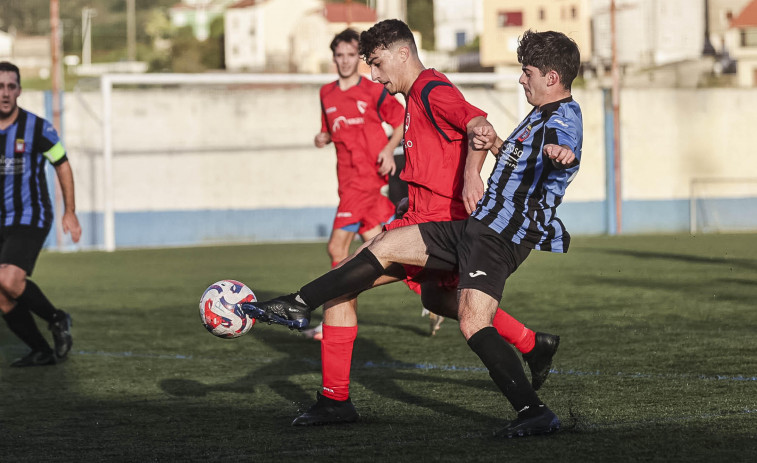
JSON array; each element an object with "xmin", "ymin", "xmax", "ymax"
[
  {"xmin": 225, "ymin": 0, "xmax": 386, "ymax": 73},
  {"xmin": 433, "ymin": 0, "xmax": 483, "ymax": 52}
]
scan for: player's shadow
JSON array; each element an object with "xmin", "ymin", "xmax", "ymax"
[{"xmin": 160, "ymin": 324, "xmax": 501, "ymax": 423}]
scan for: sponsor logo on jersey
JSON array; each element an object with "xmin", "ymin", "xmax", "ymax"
[
  {"xmin": 0, "ymin": 156, "xmax": 25, "ymax": 175},
  {"xmin": 503, "ymin": 143, "xmax": 524, "ymax": 169},
  {"xmin": 332, "ymin": 116, "xmax": 365, "ymax": 132},
  {"xmin": 356, "ymin": 100, "xmax": 368, "ymax": 114},
  {"xmin": 14, "ymin": 139, "xmax": 25, "ymax": 153},
  {"xmin": 325, "ymin": 106, "xmax": 337, "ymax": 114},
  {"xmin": 336, "ymin": 212, "xmax": 353, "ymax": 218},
  {"xmin": 468, "ymin": 270, "xmax": 487, "ymax": 278}
]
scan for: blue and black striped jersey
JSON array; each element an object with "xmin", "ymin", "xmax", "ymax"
[
  {"xmin": 0, "ymin": 108, "xmax": 67, "ymax": 229},
  {"xmin": 472, "ymin": 96, "xmax": 582, "ymax": 253}
]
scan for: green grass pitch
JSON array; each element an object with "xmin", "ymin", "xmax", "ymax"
[{"xmin": 1, "ymin": 233, "xmax": 755, "ymax": 461}]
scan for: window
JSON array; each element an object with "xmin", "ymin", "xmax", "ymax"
[
  {"xmin": 497, "ymin": 11, "xmax": 523, "ymax": 27},
  {"xmin": 456, "ymin": 31, "xmax": 467, "ymax": 48},
  {"xmin": 742, "ymin": 30, "xmax": 757, "ymax": 47},
  {"xmin": 539, "ymin": 8, "xmax": 545, "ymax": 20},
  {"xmin": 571, "ymin": 6, "xmax": 577, "ymax": 19}
]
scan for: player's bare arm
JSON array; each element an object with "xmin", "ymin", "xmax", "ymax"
[
  {"xmin": 55, "ymin": 161, "xmax": 82, "ymax": 243},
  {"xmin": 462, "ymin": 116, "xmax": 492, "ymax": 213},
  {"xmin": 543, "ymin": 144, "xmax": 577, "ymax": 167},
  {"xmin": 376, "ymin": 122, "xmax": 403, "ymax": 176},
  {"xmin": 314, "ymin": 132, "xmax": 332, "ymax": 148}
]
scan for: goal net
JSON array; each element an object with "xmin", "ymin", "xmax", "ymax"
[{"xmin": 689, "ymin": 178, "xmax": 757, "ymax": 234}]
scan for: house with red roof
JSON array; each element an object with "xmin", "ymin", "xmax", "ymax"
[{"xmin": 727, "ymin": 0, "xmax": 757, "ymax": 85}]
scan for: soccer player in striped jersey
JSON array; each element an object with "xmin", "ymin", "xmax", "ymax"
[
  {"xmin": 244, "ymin": 22, "xmax": 569, "ymax": 431},
  {"xmin": 245, "ymin": 28, "xmax": 581, "ymax": 437},
  {"xmin": 0, "ymin": 61, "xmax": 80, "ymax": 367},
  {"xmin": 302, "ymin": 28, "xmax": 405, "ymax": 341}
]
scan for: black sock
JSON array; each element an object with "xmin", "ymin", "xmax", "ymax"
[
  {"xmin": 2, "ymin": 305, "xmax": 53, "ymax": 353},
  {"xmin": 467, "ymin": 326, "xmax": 542, "ymax": 415},
  {"xmin": 299, "ymin": 248, "xmax": 385, "ymax": 308},
  {"xmin": 17, "ymin": 280, "xmax": 60, "ymax": 323}
]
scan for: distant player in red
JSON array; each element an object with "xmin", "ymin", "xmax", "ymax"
[
  {"xmin": 281, "ymin": 21, "xmax": 561, "ymax": 426},
  {"xmin": 304, "ymin": 29, "xmax": 404, "ymax": 340}
]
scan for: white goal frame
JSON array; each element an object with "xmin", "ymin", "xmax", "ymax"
[
  {"xmin": 689, "ymin": 177, "xmax": 757, "ymax": 234},
  {"xmin": 98, "ymin": 72, "xmax": 521, "ymax": 251}
]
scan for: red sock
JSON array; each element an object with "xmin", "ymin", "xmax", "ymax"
[
  {"xmin": 320, "ymin": 324, "xmax": 358, "ymax": 401},
  {"xmin": 492, "ymin": 308, "xmax": 535, "ymax": 354}
]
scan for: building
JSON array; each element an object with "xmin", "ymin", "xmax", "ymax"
[
  {"xmin": 225, "ymin": 0, "xmax": 384, "ymax": 73},
  {"xmin": 169, "ymin": 0, "xmax": 237, "ymax": 41},
  {"xmin": 433, "ymin": 0, "xmax": 484, "ymax": 52},
  {"xmin": 727, "ymin": 0, "xmax": 757, "ymax": 85},
  {"xmin": 480, "ymin": 0, "xmax": 592, "ymax": 71}
]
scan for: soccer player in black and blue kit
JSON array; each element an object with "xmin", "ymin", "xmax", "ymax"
[
  {"xmin": 0, "ymin": 61, "xmax": 80, "ymax": 367},
  {"xmin": 244, "ymin": 30, "xmax": 582, "ymax": 438}
]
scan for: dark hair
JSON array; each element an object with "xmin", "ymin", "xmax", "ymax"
[
  {"xmin": 358, "ymin": 19, "xmax": 416, "ymax": 58},
  {"xmin": 330, "ymin": 29, "xmax": 360, "ymax": 54},
  {"xmin": 0, "ymin": 61, "xmax": 21, "ymax": 85},
  {"xmin": 517, "ymin": 30, "xmax": 580, "ymax": 90}
]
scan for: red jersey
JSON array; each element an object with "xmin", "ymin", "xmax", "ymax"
[
  {"xmin": 320, "ymin": 77, "xmax": 404, "ymax": 195},
  {"xmin": 402, "ymin": 69, "xmax": 487, "ymax": 200}
]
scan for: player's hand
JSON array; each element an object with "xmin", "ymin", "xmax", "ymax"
[
  {"xmin": 376, "ymin": 147, "xmax": 396, "ymax": 176},
  {"xmin": 462, "ymin": 173, "xmax": 484, "ymax": 214},
  {"xmin": 314, "ymin": 132, "xmax": 331, "ymax": 148},
  {"xmin": 543, "ymin": 144, "xmax": 576, "ymax": 166},
  {"xmin": 471, "ymin": 125, "xmax": 497, "ymax": 151},
  {"xmin": 62, "ymin": 211, "xmax": 81, "ymax": 243}
]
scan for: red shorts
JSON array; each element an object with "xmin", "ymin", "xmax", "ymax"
[
  {"xmin": 333, "ymin": 188, "xmax": 395, "ymax": 236},
  {"xmin": 384, "ymin": 184, "xmax": 468, "ymax": 294}
]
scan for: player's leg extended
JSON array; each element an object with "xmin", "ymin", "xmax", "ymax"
[
  {"xmin": 460, "ymin": 288, "xmax": 559, "ymax": 438},
  {"xmin": 243, "ymin": 226, "xmax": 428, "ymax": 328}
]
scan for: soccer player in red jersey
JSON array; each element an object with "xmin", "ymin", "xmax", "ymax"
[
  {"xmin": 303, "ymin": 29, "xmax": 405, "ymax": 340},
  {"xmin": 278, "ymin": 21, "xmax": 560, "ymax": 426}
]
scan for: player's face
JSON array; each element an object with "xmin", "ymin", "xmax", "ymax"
[
  {"xmin": 519, "ymin": 65, "xmax": 549, "ymax": 107},
  {"xmin": 0, "ymin": 71, "xmax": 21, "ymax": 120},
  {"xmin": 367, "ymin": 46, "xmax": 402, "ymax": 95},
  {"xmin": 333, "ymin": 40, "xmax": 360, "ymax": 79}
]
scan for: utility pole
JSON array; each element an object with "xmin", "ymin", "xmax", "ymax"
[
  {"xmin": 82, "ymin": 8, "xmax": 96, "ymax": 66},
  {"xmin": 50, "ymin": 0, "xmax": 63, "ymax": 248},
  {"xmin": 127, "ymin": 0, "xmax": 136, "ymax": 61},
  {"xmin": 610, "ymin": 0, "xmax": 622, "ymax": 234}
]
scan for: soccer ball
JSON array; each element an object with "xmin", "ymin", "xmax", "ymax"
[{"xmin": 199, "ymin": 280, "xmax": 256, "ymax": 338}]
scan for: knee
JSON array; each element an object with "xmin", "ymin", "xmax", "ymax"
[
  {"xmin": 0, "ymin": 270, "xmax": 25, "ymax": 299},
  {"xmin": 327, "ymin": 241, "xmax": 348, "ymax": 263}
]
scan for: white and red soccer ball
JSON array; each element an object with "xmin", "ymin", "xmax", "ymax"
[{"xmin": 199, "ymin": 280, "xmax": 256, "ymax": 338}]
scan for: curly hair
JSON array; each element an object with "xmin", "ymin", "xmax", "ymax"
[
  {"xmin": 517, "ymin": 30, "xmax": 580, "ymax": 90},
  {"xmin": 358, "ymin": 19, "xmax": 416, "ymax": 59}
]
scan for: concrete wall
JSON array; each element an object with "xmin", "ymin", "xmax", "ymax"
[{"xmin": 24, "ymin": 82, "xmax": 757, "ymax": 249}]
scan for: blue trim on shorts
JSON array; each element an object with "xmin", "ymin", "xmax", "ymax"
[{"xmin": 340, "ymin": 222, "xmax": 361, "ymax": 233}]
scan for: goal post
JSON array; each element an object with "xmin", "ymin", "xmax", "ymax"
[
  {"xmin": 98, "ymin": 72, "xmax": 521, "ymax": 251},
  {"xmin": 689, "ymin": 178, "xmax": 757, "ymax": 234}
]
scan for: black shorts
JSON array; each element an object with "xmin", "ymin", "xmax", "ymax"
[
  {"xmin": 418, "ymin": 218, "xmax": 531, "ymax": 302},
  {"xmin": 0, "ymin": 225, "xmax": 51, "ymax": 276}
]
